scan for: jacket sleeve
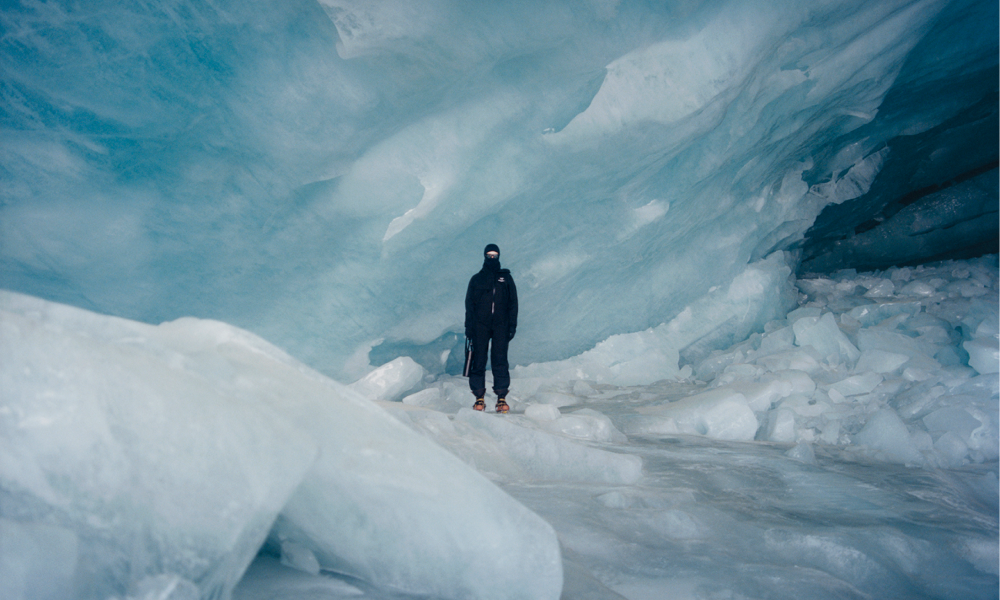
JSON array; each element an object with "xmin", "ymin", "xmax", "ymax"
[
  {"xmin": 508, "ymin": 275, "xmax": 518, "ymax": 334},
  {"xmin": 464, "ymin": 276, "xmax": 475, "ymax": 332}
]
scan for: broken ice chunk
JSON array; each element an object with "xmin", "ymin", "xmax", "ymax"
[
  {"xmin": 854, "ymin": 349, "xmax": 909, "ymax": 374},
  {"xmin": 792, "ymin": 313, "xmax": 861, "ymax": 366}
]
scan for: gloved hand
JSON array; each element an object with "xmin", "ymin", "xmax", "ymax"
[
  {"xmin": 508, "ymin": 329, "xmax": 516, "ymax": 341},
  {"xmin": 465, "ymin": 327, "xmax": 473, "ymax": 340}
]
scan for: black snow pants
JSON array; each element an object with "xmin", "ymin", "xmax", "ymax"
[{"xmin": 469, "ymin": 324, "xmax": 510, "ymax": 399}]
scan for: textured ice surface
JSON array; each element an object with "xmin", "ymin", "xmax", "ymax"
[
  {"xmin": 0, "ymin": 291, "xmax": 561, "ymax": 600},
  {"xmin": 1, "ymin": 0, "xmax": 995, "ymax": 383},
  {"xmin": 803, "ymin": 169, "xmax": 1000, "ymax": 272},
  {"xmin": 513, "ymin": 252, "xmax": 796, "ymax": 388}
]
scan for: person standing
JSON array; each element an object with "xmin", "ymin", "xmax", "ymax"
[{"xmin": 465, "ymin": 244, "xmax": 518, "ymax": 413}]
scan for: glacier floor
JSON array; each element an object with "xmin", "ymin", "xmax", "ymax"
[{"xmin": 234, "ymin": 382, "xmax": 999, "ymax": 600}]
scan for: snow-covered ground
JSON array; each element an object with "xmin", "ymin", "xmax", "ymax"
[{"xmin": 4, "ymin": 256, "xmax": 995, "ymax": 599}]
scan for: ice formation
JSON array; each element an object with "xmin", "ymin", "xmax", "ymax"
[
  {"xmin": 0, "ymin": 291, "xmax": 561, "ymax": 600},
  {"xmin": 0, "ymin": 0, "xmax": 997, "ymax": 597},
  {"xmin": 703, "ymin": 256, "xmax": 999, "ymax": 468},
  {"xmin": 1, "ymin": 0, "xmax": 995, "ymax": 382},
  {"xmin": 7, "ymin": 257, "xmax": 993, "ymax": 598},
  {"xmin": 399, "ymin": 256, "xmax": 998, "ymax": 470},
  {"xmin": 378, "ymin": 257, "xmax": 997, "ymax": 598}
]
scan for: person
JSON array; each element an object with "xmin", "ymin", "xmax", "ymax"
[{"xmin": 465, "ymin": 243, "xmax": 518, "ymax": 413}]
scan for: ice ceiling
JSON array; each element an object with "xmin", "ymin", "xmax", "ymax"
[{"xmin": 1, "ymin": 0, "xmax": 997, "ymax": 381}]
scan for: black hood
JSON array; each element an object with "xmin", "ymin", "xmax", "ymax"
[{"xmin": 483, "ymin": 243, "xmax": 501, "ymax": 271}]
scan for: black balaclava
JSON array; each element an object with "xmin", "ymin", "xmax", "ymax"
[{"xmin": 483, "ymin": 243, "xmax": 501, "ymax": 272}]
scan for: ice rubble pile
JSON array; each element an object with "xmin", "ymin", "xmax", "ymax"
[
  {"xmin": 378, "ymin": 256, "xmax": 996, "ymax": 470},
  {"xmin": 639, "ymin": 255, "xmax": 998, "ymax": 467},
  {"xmin": 0, "ymin": 291, "xmax": 562, "ymax": 600}
]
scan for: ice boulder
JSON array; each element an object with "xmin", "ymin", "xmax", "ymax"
[
  {"xmin": 727, "ymin": 379, "xmax": 795, "ymax": 412},
  {"xmin": 792, "ymin": 313, "xmax": 861, "ymax": 366},
  {"xmin": 0, "ymin": 292, "xmax": 564, "ymax": 600},
  {"xmin": 512, "ymin": 326, "xmax": 681, "ymax": 387},
  {"xmin": 932, "ymin": 432, "xmax": 971, "ymax": 469},
  {"xmin": 761, "ymin": 370, "xmax": 817, "ymax": 396},
  {"xmin": 271, "ymin": 397, "xmax": 563, "ymax": 600},
  {"xmin": 775, "ymin": 394, "xmax": 833, "ymax": 419},
  {"xmin": 854, "ymin": 409, "xmax": 924, "ymax": 465},
  {"xmin": 785, "ymin": 442, "xmax": 817, "ymax": 464},
  {"xmin": 846, "ymin": 301, "xmax": 922, "ymax": 327},
  {"xmin": 630, "ymin": 388, "xmax": 759, "ymax": 441},
  {"xmin": 542, "ymin": 408, "xmax": 628, "ymax": 443},
  {"xmin": 964, "ymin": 338, "xmax": 998, "ymax": 375},
  {"xmin": 350, "ymin": 356, "xmax": 426, "ymax": 401},
  {"xmin": 401, "ymin": 387, "xmax": 444, "ymax": 407},
  {"xmin": 898, "ymin": 280, "xmax": 937, "ymax": 297},
  {"xmin": 961, "ymin": 315, "xmax": 999, "ymax": 375},
  {"xmin": 525, "ymin": 403, "xmax": 562, "ymax": 422},
  {"xmin": 922, "ymin": 407, "xmax": 983, "ymax": 448},
  {"xmin": 0, "ymin": 292, "xmax": 317, "ymax": 600},
  {"xmin": 854, "ymin": 349, "xmax": 910, "ymax": 374},
  {"xmin": 856, "ymin": 328, "xmax": 940, "ymax": 371},
  {"xmin": 755, "ymin": 325, "xmax": 796, "ymax": 359},
  {"xmin": 695, "ymin": 258, "xmax": 999, "ymax": 467},
  {"xmin": 756, "ymin": 348, "xmax": 824, "ymax": 373},
  {"xmin": 765, "ymin": 408, "xmax": 798, "ymax": 443},
  {"xmin": 828, "ymin": 372, "xmax": 883, "ymax": 397}
]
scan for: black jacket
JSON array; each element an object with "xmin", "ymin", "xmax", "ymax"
[{"xmin": 465, "ymin": 266, "xmax": 518, "ymax": 336}]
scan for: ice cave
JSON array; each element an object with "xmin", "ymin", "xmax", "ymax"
[{"xmin": 1, "ymin": 0, "xmax": 997, "ymax": 599}]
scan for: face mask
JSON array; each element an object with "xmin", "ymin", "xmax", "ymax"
[{"xmin": 484, "ymin": 255, "xmax": 500, "ymax": 270}]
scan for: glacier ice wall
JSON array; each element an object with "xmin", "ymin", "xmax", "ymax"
[{"xmin": 1, "ymin": 0, "xmax": 996, "ymax": 379}]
